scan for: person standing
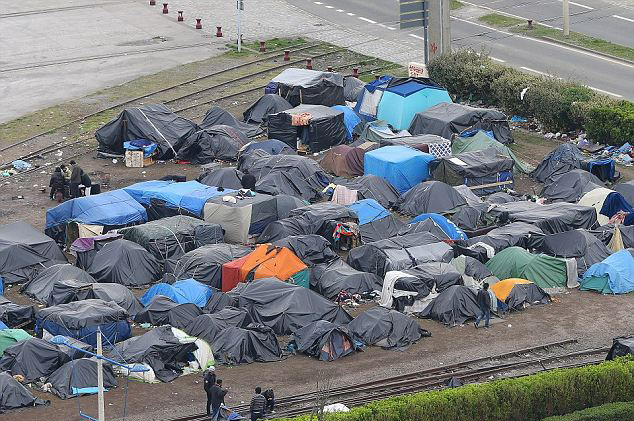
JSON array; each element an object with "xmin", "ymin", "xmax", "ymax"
[
  {"xmin": 204, "ymin": 368, "xmax": 217, "ymax": 416},
  {"xmin": 49, "ymin": 167, "xmax": 65, "ymax": 202},
  {"xmin": 209, "ymin": 379, "xmax": 227, "ymax": 421},
  {"xmin": 250, "ymin": 387, "xmax": 266, "ymax": 421},
  {"xmin": 475, "ymin": 282, "xmax": 491, "ymax": 329},
  {"xmin": 69, "ymin": 160, "xmax": 83, "ymax": 198}
]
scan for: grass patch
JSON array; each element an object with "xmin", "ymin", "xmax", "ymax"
[
  {"xmin": 224, "ymin": 37, "xmax": 306, "ymax": 57},
  {"xmin": 478, "ymin": 13, "xmax": 524, "ymax": 27},
  {"xmin": 450, "ymin": 0, "xmax": 464, "ymax": 10}
]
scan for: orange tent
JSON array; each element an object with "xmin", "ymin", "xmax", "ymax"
[{"xmin": 491, "ymin": 278, "xmax": 532, "ymax": 301}]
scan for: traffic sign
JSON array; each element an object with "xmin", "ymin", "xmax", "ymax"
[{"xmin": 399, "ymin": 0, "xmax": 427, "ymax": 29}]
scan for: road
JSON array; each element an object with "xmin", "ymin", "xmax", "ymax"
[{"xmin": 283, "ymin": 0, "xmax": 634, "ymax": 100}]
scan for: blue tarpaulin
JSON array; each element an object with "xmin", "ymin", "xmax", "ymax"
[
  {"xmin": 0, "ymin": 321, "xmax": 7, "ymax": 330},
  {"xmin": 364, "ymin": 146, "xmax": 435, "ymax": 193},
  {"xmin": 410, "ymin": 213, "xmax": 468, "ymax": 240},
  {"xmin": 332, "ymin": 106, "xmax": 362, "ymax": 140},
  {"xmin": 582, "ymin": 249, "xmax": 634, "ymax": 294},
  {"xmin": 140, "ymin": 279, "xmax": 212, "ymax": 308},
  {"xmin": 600, "ymin": 192, "xmax": 634, "ymax": 225},
  {"xmin": 348, "ymin": 199, "xmax": 391, "ymax": 225}
]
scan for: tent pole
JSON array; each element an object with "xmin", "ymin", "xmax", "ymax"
[{"xmin": 97, "ymin": 328, "xmax": 105, "ymax": 421}]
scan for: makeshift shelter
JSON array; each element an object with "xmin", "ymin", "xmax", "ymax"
[
  {"xmin": 87, "ymin": 239, "xmax": 161, "ymax": 287},
  {"xmin": 22, "ymin": 264, "xmax": 95, "ymax": 304},
  {"xmin": 212, "ymin": 325, "xmax": 282, "ymax": 364},
  {"xmin": 348, "ymin": 306, "xmax": 429, "ymax": 350},
  {"xmin": 70, "ymin": 233, "xmax": 121, "ymax": 271},
  {"xmin": 221, "ymin": 245, "xmax": 309, "ymax": 292},
  {"xmin": 578, "ymin": 188, "xmax": 634, "ymax": 226},
  {"xmin": 338, "ymin": 175, "xmax": 401, "ymax": 209},
  {"xmin": 431, "ymin": 149, "xmax": 514, "ymax": 195},
  {"xmin": 240, "ymin": 139, "xmax": 297, "ymax": 157},
  {"xmin": 95, "ymin": 104, "xmax": 198, "ymax": 158},
  {"xmin": 344, "ymin": 75, "xmax": 365, "ymax": 102},
  {"xmin": 348, "ymin": 199, "xmax": 402, "ymax": 243},
  {"xmin": 540, "ymin": 169, "xmax": 603, "ymax": 203},
  {"xmin": 606, "ymin": 337, "xmax": 634, "ymax": 360},
  {"xmin": 177, "ymin": 125, "xmax": 250, "ymax": 163},
  {"xmin": 409, "ymin": 213, "xmax": 468, "ymax": 240},
  {"xmin": 243, "ymin": 94, "xmax": 293, "ymax": 124},
  {"xmin": 320, "ymin": 145, "xmax": 366, "ymax": 177},
  {"xmin": 0, "ymin": 329, "xmax": 32, "ymax": 357},
  {"xmin": 266, "ymin": 68, "xmax": 345, "ymax": 107},
  {"xmin": 397, "ymin": 181, "xmax": 467, "ymax": 216},
  {"xmin": 171, "ymin": 244, "xmax": 251, "ymax": 288},
  {"xmin": 381, "ymin": 134, "xmax": 452, "ymax": 158},
  {"xmin": 267, "ymin": 104, "xmax": 348, "ymax": 152},
  {"xmin": 36, "ymin": 299, "xmax": 131, "ymax": 347},
  {"xmin": 0, "ymin": 338, "xmax": 71, "ymax": 383},
  {"xmin": 581, "ymin": 249, "xmax": 634, "ymax": 294},
  {"xmin": 532, "ymin": 143, "xmax": 617, "ymax": 183},
  {"xmin": 486, "ymin": 201, "xmax": 598, "ymax": 234},
  {"xmin": 0, "ymin": 296, "xmax": 34, "ymax": 328},
  {"xmin": 0, "ymin": 371, "xmax": 48, "ymax": 411},
  {"xmin": 230, "ymin": 278, "xmax": 352, "ymax": 335},
  {"xmin": 272, "ymin": 235, "xmax": 337, "ymax": 266},
  {"xmin": 185, "ymin": 308, "xmax": 253, "ymax": 343},
  {"xmin": 451, "ymin": 255, "xmax": 499, "ymax": 286},
  {"xmin": 310, "ymin": 258, "xmax": 382, "ymax": 300},
  {"xmin": 199, "ymin": 106, "xmax": 264, "ymax": 138},
  {"xmin": 332, "ymin": 105, "xmax": 363, "ymax": 140},
  {"xmin": 418, "ymin": 285, "xmax": 481, "ymax": 326},
  {"xmin": 288, "ymin": 320, "xmax": 358, "ymax": 361},
  {"xmin": 397, "ymin": 219, "xmax": 455, "ymax": 240},
  {"xmin": 485, "ymin": 247, "xmax": 577, "ymax": 289},
  {"xmin": 47, "ymin": 358, "xmax": 117, "ymax": 399},
  {"xmin": 535, "ymin": 229, "xmax": 611, "ymax": 276},
  {"xmin": 141, "ymin": 279, "xmax": 213, "ymax": 308},
  {"xmin": 452, "ymin": 130, "xmax": 529, "ymax": 173},
  {"xmin": 354, "ymin": 76, "xmax": 451, "ymax": 130},
  {"xmin": 408, "ymin": 103, "xmax": 513, "ymax": 145},
  {"xmin": 47, "ymin": 281, "xmax": 143, "ymax": 316},
  {"xmin": 0, "ymin": 221, "xmax": 67, "ymax": 285},
  {"xmin": 202, "ymin": 289, "xmax": 234, "ymax": 314},
  {"xmin": 490, "ymin": 278, "xmax": 550, "ymax": 310},
  {"xmin": 364, "ymin": 146, "xmax": 435, "ymax": 193},
  {"xmin": 464, "ymin": 222, "xmax": 544, "ymax": 255},
  {"xmin": 203, "ymin": 192, "xmax": 304, "ymax": 244},
  {"xmin": 198, "ymin": 167, "xmax": 244, "ymax": 190},
  {"xmin": 614, "ymin": 180, "xmax": 634, "ymax": 206},
  {"xmin": 134, "ymin": 295, "xmax": 203, "ymax": 328},
  {"xmin": 357, "ymin": 120, "xmax": 411, "ymax": 142}
]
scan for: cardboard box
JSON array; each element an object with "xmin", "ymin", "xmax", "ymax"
[{"xmin": 125, "ymin": 150, "xmax": 154, "ymax": 168}]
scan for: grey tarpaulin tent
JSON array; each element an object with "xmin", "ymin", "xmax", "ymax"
[
  {"xmin": 397, "ymin": 181, "xmax": 467, "ymax": 216},
  {"xmin": 310, "ymin": 258, "xmax": 382, "ymax": 300},
  {"xmin": 288, "ymin": 320, "xmax": 358, "ymax": 361},
  {"xmin": 0, "ymin": 296, "xmax": 35, "ymax": 328},
  {"xmin": 198, "ymin": 167, "xmax": 244, "ymax": 190},
  {"xmin": 400, "ymin": 262, "xmax": 463, "ymax": 293},
  {"xmin": 533, "ymin": 229, "xmax": 611, "ymax": 275},
  {"xmin": 212, "ymin": 325, "xmax": 282, "ymax": 364},
  {"xmin": 340, "ymin": 175, "xmax": 401, "ymax": 209},
  {"xmin": 171, "ymin": 244, "xmax": 251, "ymax": 288},
  {"xmin": 0, "ymin": 371, "xmax": 48, "ymax": 411},
  {"xmin": 408, "ymin": 103, "xmax": 512, "ymax": 144},
  {"xmin": 47, "ymin": 358, "xmax": 117, "ymax": 399},
  {"xmin": 486, "ymin": 201, "xmax": 598, "ymax": 234},
  {"xmin": 230, "ymin": 278, "xmax": 352, "ymax": 335},
  {"xmin": 503, "ymin": 282, "xmax": 550, "ymax": 310},
  {"xmin": 272, "ymin": 235, "xmax": 338, "ymax": 266},
  {"xmin": 614, "ymin": 181, "xmax": 634, "ymax": 206},
  {"xmin": 607, "ymin": 337, "xmax": 634, "ymax": 360},
  {"xmin": 344, "ymin": 75, "xmax": 366, "ymax": 102},
  {"xmin": 268, "ymin": 68, "xmax": 345, "ymax": 107},
  {"xmin": 0, "ymin": 338, "xmax": 71, "ymax": 383},
  {"xmin": 95, "ymin": 104, "xmax": 198, "ymax": 158},
  {"xmin": 540, "ymin": 169, "xmax": 603, "ymax": 203},
  {"xmin": 199, "ymin": 106, "xmax": 264, "ymax": 138},
  {"xmin": 418, "ymin": 285, "xmax": 481, "ymax": 326},
  {"xmin": 88, "ymin": 240, "xmax": 162, "ymax": 287},
  {"xmin": 531, "ymin": 143, "xmax": 584, "ymax": 183},
  {"xmin": 486, "ymin": 192, "xmax": 519, "ymax": 204},
  {"xmin": 185, "ymin": 308, "xmax": 253, "ymax": 343},
  {"xmin": 397, "ymin": 219, "xmax": 454, "ymax": 240},
  {"xmin": 465, "ymin": 222, "xmax": 544, "ymax": 254},
  {"xmin": 134, "ymin": 295, "xmax": 203, "ymax": 328},
  {"xmin": 348, "ymin": 306, "xmax": 430, "ymax": 350},
  {"xmin": 71, "ymin": 234, "xmax": 121, "ymax": 271},
  {"xmin": 22, "ymin": 264, "xmax": 95, "ymax": 303},
  {"xmin": 176, "ymin": 125, "xmax": 250, "ymax": 163},
  {"xmin": 47, "ymin": 281, "xmax": 143, "ymax": 316},
  {"xmin": 243, "ymin": 94, "xmax": 292, "ymax": 124}
]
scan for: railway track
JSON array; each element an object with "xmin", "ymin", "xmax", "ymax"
[{"xmin": 164, "ymin": 339, "xmax": 610, "ymax": 421}]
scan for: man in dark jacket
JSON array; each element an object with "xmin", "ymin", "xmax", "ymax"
[
  {"xmin": 49, "ymin": 167, "xmax": 65, "ymax": 201},
  {"xmin": 475, "ymin": 282, "xmax": 491, "ymax": 329},
  {"xmin": 69, "ymin": 160, "xmax": 83, "ymax": 198},
  {"xmin": 209, "ymin": 379, "xmax": 227, "ymax": 421},
  {"xmin": 204, "ymin": 368, "xmax": 217, "ymax": 415},
  {"xmin": 250, "ymin": 387, "xmax": 266, "ymax": 421}
]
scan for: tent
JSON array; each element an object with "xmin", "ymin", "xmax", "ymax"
[
  {"xmin": 141, "ymin": 279, "xmax": 213, "ymax": 308},
  {"xmin": 486, "ymin": 201, "xmax": 598, "ymax": 234},
  {"xmin": 532, "ymin": 143, "xmax": 617, "ymax": 183},
  {"xmin": 272, "ymin": 235, "xmax": 337, "ymax": 266},
  {"xmin": 47, "ymin": 358, "xmax": 117, "ymax": 399},
  {"xmin": 344, "ymin": 75, "xmax": 365, "ymax": 101},
  {"xmin": 408, "ymin": 103, "xmax": 512, "ymax": 145},
  {"xmin": 614, "ymin": 180, "xmax": 634, "ymax": 205},
  {"xmin": 578, "ymin": 188, "xmax": 634, "ymax": 226},
  {"xmin": 0, "ymin": 329, "xmax": 32, "ymax": 357},
  {"xmin": 338, "ymin": 175, "xmax": 401, "ymax": 209},
  {"xmin": 87, "ymin": 239, "xmax": 161, "ymax": 287},
  {"xmin": 418, "ymin": 285, "xmax": 481, "ymax": 326},
  {"xmin": 380, "ymin": 134, "xmax": 452, "ymax": 158},
  {"xmin": 452, "ymin": 130, "xmax": 529, "ymax": 173},
  {"xmin": 243, "ymin": 94, "xmax": 293, "ymax": 124},
  {"xmin": 199, "ymin": 106, "xmax": 264, "ymax": 138},
  {"xmin": 0, "ymin": 338, "xmax": 71, "ymax": 383},
  {"xmin": 240, "ymin": 139, "xmax": 297, "ymax": 157},
  {"xmin": 364, "ymin": 146, "xmax": 435, "ymax": 193},
  {"xmin": 266, "ymin": 68, "xmax": 345, "ymax": 107},
  {"xmin": 70, "ymin": 233, "xmax": 121, "ymax": 271},
  {"xmin": 581, "ymin": 249, "xmax": 634, "ymax": 294},
  {"xmin": 430, "ymin": 149, "xmax": 514, "ymax": 196},
  {"xmin": 95, "ymin": 104, "xmax": 198, "ymax": 158},
  {"xmin": 606, "ymin": 337, "xmax": 634, "ymax": 360},
  {"xmin": 540, "ymin": 169, "xmax": 603, "ymax": 203},
  {"xmin": 491, "ymin": 278, "xmax": 550, "ymax": 310},
  {"xmin": 357, "ymin": 120, "xmax": 411, "ymax": 142},
  {"xmin": 36, "ymin": 299, "xmax": 131, "ymax": 347},
  {"xmin": 354, "ymin": 76, "xmax": 451, "ymax": 130},
  {"xmin": 348, "ymin": 199, "xmax": 402, "ymax": 243},
  {"xmin": 310, "ymin": 258, "xmax": 382, "ymax": 300},
  {"xmin": 534, "ymin": 229, "xmax": 611, "ymax": 276},
  {"xmin": 464, "ymin": 222, "xmax": 544, "ymax": 255},
  {"xmin": 0, "ymin": 296, "xmax": 34, "ymax": 328},
  {"xmin": 171, "ymin": 244, "xmax": 252, "ymax": 288},
  {"xmin": 397, "ymin": 219, "xmax": 456, "ymax": 240},
  {"xmin": 185, "ymin": 308, "xmax": 253, "ymax": 344},
  {"xmin": 332, "ymin": 105, "xmax": 363, "ymax": 140},
  {"xmin": 267, "ymin": 104, "xmax": 348, "ymax": 153},
  {"xmin": 0, "ymin": 221, "xmax": 67, "ymax": 285},
  {"xmin": 0, "ymin": 371, "xmax": 48, "ymax": 411},
  {"xmin": 320, "ymin": 145, "xmax": 366, "ymax": 177},
  {"xmin": 176, "ymin": 125, "xmax": 250, "ymax": 163},
  {"xmin": 397, "ymin": 181, "xmax": 467, "ymax": 216},
  {"xmin": 22, "ymin": 264, "xmax": 95, "ymax": 304},
  {"xmin": 409, "ymin": 213, "xmax": 467, "ymax": 240},
  {"xmin": 212, "ymin": 325, "xmax": 282, "ymax": 364},
  {"xmin": 221, "ymin": 245, "xmax": 309, "ymax": 292},
  {"xmin": 198, "ymin": 167, "xmax": 244, "ymax": 190},
  {"xmin": 399, "ymin": 262, "xmax": 464, "ymax": 293},
  {"xmin": 47, "ymin": 281, "xmax": 143, "ymax": 316},
  {"xmin": 485, "ymin": 247, "xmax": 577, "ymax": 289},
  {"xmin": 288, "ymin": 320, "xmax": 358, "ymax": 361},
  {"xmin": 451, "ymin": 255, "xmax": 499, "ymax": 286},
  {"xmin": 230, "ymin": 278, "xmax": 352, "ymax": 335},
  {"xmin": 134, "ymin": 295, "xmax": 202, "ymax": 328},
  {"xmin": 348, "ymin": 306, "xmax": 429, "ymax": 350}
]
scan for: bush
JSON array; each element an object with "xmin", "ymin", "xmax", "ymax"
[
  {"xmin": 274, "ymin": 359, "xmax": 634, "ymax": 421},
  {"xmin": 490, "ymin": 70, "xmax": 539, "ymax": 116},
  {"xmin": 584, "ymin": 101, "xmax": 634, "ymax": 146},
  {"xmin": 540, "ymin": 401, "xmax": 634, "ymax": 421},
  {"xmin": 523, "ymin": 80, "xmax": 595, "ymax": 131}
]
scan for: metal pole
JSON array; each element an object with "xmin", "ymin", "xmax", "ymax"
[
  {"xmin": 97, "ymin": 328, "xmax": 105, "ymax": 421},
  {"xmin": 423, "ymin": 24, "xmax": 429, "ymax": 65},
  {"xmin": 237, "ymin": 0, "xmax": 242, "ymax": 52},
  {"xmin": 563, "ymin": 0, "xmax": 570, "ymax": 36}
]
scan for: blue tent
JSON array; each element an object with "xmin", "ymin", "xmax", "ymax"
[
  {"xmin": 582, "ymin": 249, "xmax": 634, "ymax": 294},
  {"xmin": 0, "ymin": 321, "xmax": 7, "ymax": 330},
  {"xmin": 140, "ymin": 279, "xmax": 212, "ymax": 308},
  {"xmin": 45, "ymin": 190, "xmax": 147, "ymax": 231},
  {"xmin": 600, "ymin": 192, "xmax": 634, "ymax": 225},
  {"xmin": 123, "ymin": 181, "xmax": 232, "ymax": 217},
  {"xmin": 332, "ymin": 106, "xmax": 362, "ymax": 140},
  {"xmin": 348, "ymin": 199, "xmax": 391, "ymax": 225},
  {"xmin": 410, "ymin": 213, "xmax": 468, "ymax": 240},
  {"xmin": 364, "ymin": 146, "xmax": 435, "ymax": 193}
]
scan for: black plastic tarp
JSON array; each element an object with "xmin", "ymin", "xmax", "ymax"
[
  {"xmin": 177, "ymin": 125, "xmax": 250, "ymax": 163},
  {"xmin": 288, "ymin": 320, "xmax": 357, "ymax": 361},
  {"xmin": 310, "ymin": 258, "xmax": 382, "ymax": 300},
  {"xmin": 465, "ymin": 222, "xmax": 544, "ymax": 253},
  {"xmin": 360, "ymin": 215, "xmax": 403, "ymax": 244},
  {"xmin": 95, "ymin": 104, "xmax": 198, "ymax": 158},
  {"xmin": 212, "ymin": 324, "xmax": 282, "ymax": 364},
  {"xmin": 48, "ymin": 358, "xmax": 117, "ymax": 399},
  {"xmin": 531, "ymin": 144, "xmax": 584, "ymax": 183},
  {"xmin": 171, "ymin": 244, "xmax": 251, "ymax": 288},
  {"xmin": 272, "ymin": 235, "xmax": 337, "ymax": 266},
  {"xmin": 269, "ymin": 68, "xmax": 345, "ymax": 107},
  {"xmin": 614, "ymin": 181, "xmax": 634, "ymax": 206},
  {"xmin": 199, "ymin": 106, "xmax": 264, "ymax": 138},
  {"xmin": 22, "ymin": 264, "xmax": 95, "ymax": 303},
  {"xmin": 418, "ymin": 285, "xmax": 481, "ymax": 326},
  {"xmin": 88, "ymin": 240, "xmax": 162, "ymax": 287},
  {"xmin": 72, "ymin": 234, "xmax": 121, "ymax": 271},
  {"xmin": 198, "ymin": 167, "xmax": 244, "ymax": 190},
  {"xmin": 340, "ymin": 175, "xmax": 401, "ymax": 209},
  {"xmin": 0, "ymin": 338, "xmax": 71, "ymax": 383},
  {"xmin": 343, "ymin": 76, "xmax": 365, "ymax": 102},
  {"xmin": 203, "ymin": 289, "xmax": 235, "ymax": 313},
  {"xmin": 532, "ymin": 229, "xmax": 611, "ymax": 275},
  {"xmin": 231, "ymin": 278, "xmax": 352, "ymax": 335},
  {"xmin": 37, "ymin": 299, "xmax": 128, "ymax": 331},
  {"xmin": 0, "ymin": 371, "xmax": 48, "ymax": 411},
  {"xmin": 397, "ymin": 219, "xmax": 454, "ymax": 241},
  {"xmin": 243, "ymin": 94, "xmax": 292, "ymax": 124},
  {"xmin": 505, "ymin": 284, "xmax": 550, "ymax": 310},
  {"xmin": 47, "ymin": 281, "xmax": 143, "ymax": 316},
  {"xmin": 185, "ymin": 307, "xmax": 253, "ymax": 344},
  {"xmin": 397, "ymin": 181, "xmax": 467, "ymax": 216},
  {"xmin": 486, "ymin": 192, "xmax": 519, "ymax": 204},
  {"xmin": 402, "ymin": 262, "xmax": 463, "ymax": 293},
  {"xmin": 408, "ymin": 103, "xmax": 512, "ymax": 145},
  {"xmin": 348, "ymin": 306, "xmax": 429, "ymax": 350},
  {"xmin": 606, "ymin": 336, "xmax": 634, "ymax": 360},
  {"xmin": 486, "ymin": 201, "xmax": 598, "ymax": 234},
  {"xmin": 134, "ymin": 295, "xmax": 203, "ymax": 328},
  {"xmin": 540, "ymin": 169, "xmax": 603, "ymax": 203},
  {"xmin": 0, "ymin": 296, "xmax": 35, "ymax": 328}
]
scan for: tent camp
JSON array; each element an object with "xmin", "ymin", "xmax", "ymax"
[
  {"xmin": 47, "ymin": 358, "xmax": 117, "ymax": 399},
  {"xmin": 22, "ymin": 264, "xmax": 95, "ymax": 304},
  {"xmin": 534, "ymin": 229, "xmax": 611, "ymax": 275},
  {"xmin": 47, "ymin": 281, "xmax": 143, "ymax": 316},
  {"xmin": 243, "ymin": 94, "xmax": 293, "ymax": 124},
  {"xmin": 0, "ymin": 338, "xmax": 71, "ymax": 383},
  {"xmin": 198, "ymin": 167, "xmax": 244, "ymax": 190},
  {"xmin": 408, "ymin": 213, "xmax": 467, "ymax": 240},
  {"xmin": 0, "ymin": 370, "xmax": 48, "ymax": 411},
  {"xmin": 532, "ymin": 143, "xmax": 617, "ymax": 183},
  {"xmin": 170, "ymin": 244, "xmax": 252, "ymax": 288},
  {"xmin": 0, "ymin": 296, "xmax": 34, "ymax": 329},
  {"xmin": 185, "ymin": 308, "xmax": 253, "ymax": 343},
  {"xmin": 491, "ymin": 278, "xmax": 550, "ymax": 310},
  {"xmin": 141, "ymin": 279, "xmax": 213, "ymax": 308},
  {"xmin": 397, "ymin": 181, "xmax": 467, "ymax": 216},
  {"xmin": 464, "ymin": 222, "xmax": 544, "ymax": 255},
  {"xmin": 348, "ymin": 199, "xmax": 402, "ymax": 243},
  {"xmin": 88, "ymin": 239, "xmax": 162, "ymax": 287},
  {"xmin": 581, "ymin": 249, "xmax": 634, "ymax": 294},
  {"xmin": 320, "ymin": 145, "xmax": 366, "ymax": 177},
  {"xmin": 348, "ymin": 306, "xmax": 429, "ymax": 350},
  {"xmin": 266, "ymin": 68, "xmax": 345, "ymax": 107},
  {"xmin": 578, "ymin": 188, "xmax": 634, "ymax": 226},
  {"xmin": 338, "ymin": 175, "xmax": 401, "ymax": 209},
  {"xmin": 452, "ymin": 130, "xmax": 529, "ymax": 173},
  {"xmin": 70, "ymin": 233, "xmax": 121, "ymax": 271},
  {"xmin": 364, "ymin": 146, "xmax": 435, "ymax": 193},
  {"xmin": 0, "ymin": 221, "xmax": 67, "ymax": 285},
  {"xmin": 310, "ymin": 258, "xmax": 382, "ymax": 300},
  {"xmin": 199, "ymin": 106, "xmax": 264, "ymax": 138},
  {"xmin": 418, "ymin": 285, "xmax": 481, "ymax": 326},
  {"xmin": 230, "ymin": 278, "xmax": 353, "ymax": 335},
  {"xmin": 212, "ymin": 325, "xmax": 282, "ymax": 364},
  {"xmin": 486, "ymin": 201, "xmax": 598, "ymax": 234},
  {"xmin": 540, "ymin": 169, "xmax": 603, "ymax": 203},
  {"xmin": 272, "ymin": 234, "xmax": 338, "ymax": 266},
  {"xmin": 176, "ymin": 125, "xmax": 250, "ymax": 163},
  {"xmin": 289, "ymin": 320, "xmax": 358, "ymax": 361},
  {"xmin": 134, "ymin": 295, "xmax": 203, "ymax": 328},
  {"xmin": 95, "ymin": 104, "xmax": 198, "ymax": 158},
  {"xmin": 354, "ymin": 76, "xmax": 452, "ymax": 130},
  {"xmin": 408, "ymin": 103, "xmax": 513, "ymax": 145}
]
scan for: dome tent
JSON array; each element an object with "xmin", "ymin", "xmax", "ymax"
[
  {"xmin": 491, "ymin": 278, "xmax": 550, "ymax": 310},
  {"xmin": 47, "ymin": 280, "xmax": 143, "ymax": 316},
  {"xmin": 418, "ymin": 285, "xmax": 482, "ymax": 326},
  {"xmin": 0, "ymin": 338, "xmax": 71, "ymax": 383},
  {"xmin": 21, "ymin": 264, "xmax": 95, "ymax": 304},
  {"xmin": 310, "ymin": 258, "xmax": 383, "ymax": 300},
  {"xmin": 171, "ymin": 244, "xmax": 251, "ymax": 289},
  {"xmin": 243, "ymin": 94, "xmax": 292, "ymax": 124},
  {"xmin": 185, "ymin": 307, "xmax": 253, "ymax": 344},
  {"xmin": 581, "ymin": 249, "xmax": 634, "ymax": 294},
  {"xmin": 0, "ymin": 371, "xmax": 48, "ymax": 411},
  {"xmin": 212, "ymin": 325, "xmax": 282, "ymax": 365},
  {"xmin": 397, "ymin": 181, "xmax": 467, "ymax": 216},
  {"xmin": 88, "ymin": 239, "xmax": 162, "ymax": 287},
  {"xmin": 288, "ymin": 320, "xmax": 359, "ymax": 361},
  {"xmin": 134, "ymin": 295, "xmax": 203, "ymax": 328},
  {"xmin": 348, "ymin": 306, "xmax": 430, "ymax": 350},
  {"xmin": 141, "ymin": 279, "xmax": 213, "ymax": 308},
  {"xmin": 47, "ymin": 358, "xmax": 117, "ymax": 399}
]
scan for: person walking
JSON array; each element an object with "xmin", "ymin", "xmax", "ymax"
[
  {"xmin": 209, "ymin": 379, "xmax": 227, "ymax": 421},
  {"xmin": 204, "ymin": 367, "xmax": 217, "ymax": 416},
  {"xmin": 69, "ymin": 160, "xmax": 83, "ymax": 198},
  {"xmin": 475, "ymin": 282, "xmax": 491, "ymax": 329},
  {"xmin": 250, "ymin": 387, "xmax": 267, "ymax": 421}
]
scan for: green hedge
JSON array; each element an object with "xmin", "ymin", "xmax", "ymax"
[
  {"xmin": 274, "ymin": 359, "xmax": 634, "ymax": 421},
  {"xmin": 427, "ymin": 51, "xmax": 634, "ymax": 145},
  {"xmin": 540, "ymin": 401, "xmax": 634, "ymax": 421}
]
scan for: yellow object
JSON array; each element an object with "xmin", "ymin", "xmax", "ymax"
[{"xmin": 491, "ymin": 278, "xmax": 533, "ymax": 301}]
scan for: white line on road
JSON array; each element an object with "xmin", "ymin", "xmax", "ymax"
[
  {"xmin": 613, "ymin": 15, "xmax": 634, "ymax": 23},
  {"xmin": 520, "ymin": 66, "xmax": 552, "ymax": 76},
  {"xmin": 451, "ymin": 16, "xmax": 513, "ymax": 35},
  {"xmin": 409, "ymin": 33, "xmax": 426, "ymax": 41},
  {"xmin": 346, "ymin": 12, "xmax": 355, "ymax": 16},
  {"xmin": 358, "ymin": 17, "xmax": 377, "ymax": 23},
  {"xmin": 490, "ymin": 57, "xmax": 506, "ymax": 62},
  {"xmin": 313, "ymin": 1, "xmax": 322, "ymax": 4},
  {"xmin": 378, "ymin": 23, "xmax": 397, "ymax": 30},
  {"xmin": 588, "ymin": 86, "xmax": 623, "ymax": 98},
  {"xmin": 566, "ymin": 0, "xmax": 594, "ymax": 10},
  {"xmin": 324, "ymin": 5, "xmax": 334, "ymax": 8},
  {"xmin": 336, "ymin": 9, "xmax": 344, "ymax": 12}
]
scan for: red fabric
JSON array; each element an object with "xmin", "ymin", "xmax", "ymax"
[{"xmin": 221, "ymin": 254, "xmax": 250, "ymax": 292}]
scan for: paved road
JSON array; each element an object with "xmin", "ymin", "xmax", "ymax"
[{"xmin": 284, "ymin": 0, "xmax": 634, "ymax": 100}]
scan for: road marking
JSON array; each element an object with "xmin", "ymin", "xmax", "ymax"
[
  {"xmin": 451, "ymin": 16, "xmax": 513, "ymax": 35},
  {"xmin": 336, "ymin": 9, "xmax": 344, "ymax": 12},
  {"xmin": 520, "ymin": 66, "xmax": 552, "ymax": 76},
  {"xmin": 347, "ymin": 12, "xmax": 355, "ymax": 16},
  {"xmin": 358, "ymin": 17, "xmax": 377, "ymax": 23},
  {"xmin": 409, "ymin": 33, "xmax": 426, "ymax": 41},
  {"xmin": 324, "ymin": 5, "xmax": 334, "ymax": 8},
  {"xmin": 613, "ymin": 14, "xmax": 634, "ymax": 23},
  {"xmin": 490, "ymin": 56, "xmax": 506, "ymax": 62},
  {"xmin": 566, "ymin": 0, "xmax": 594, "ymax": 10},
  {"xmin": 313, "ymin": 1, "xmax": 322, "ymax": 4},
  {"xmin": 378, "ymin": 23, "xmax": 397, "ymax": 30},
  {"xmin": 460, "ymin": 0, "xmax": 556, "ymax": 28},
  {"xmin": 588, "ymin": 86, "xmax": 623, "ymax": 98}
]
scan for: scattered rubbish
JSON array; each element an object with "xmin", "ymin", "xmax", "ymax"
[
  {"xmin": 511, "ymin": 115, "xmax": 528, "ymax": 122},
  {"xmin": 112, "ymin": 159, "xmax": 118, "ymax": 164}
]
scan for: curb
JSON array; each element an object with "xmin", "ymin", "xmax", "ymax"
[{"xmin": 539, "ymin": 36, "xmax": 634, "ymax": 66}]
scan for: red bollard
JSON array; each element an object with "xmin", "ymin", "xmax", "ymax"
[
  {"xmin": 306, "ymin": 58, "xmax": 313, "ymax": 70},
  {"xmin": 150, "ymin": 0, "xmax": 156, "ymax": 5},
  {"xmin": 195, "ymin": 19, "xmax": 202, "ymax": 29},
  {"xmin": 327, "ymin": 66, "xmax": 333, "ymax": 72},
  {"xmin": 162, "ymin": 3, "xmax": 168, "ymax": 13},
  {"xmin": 178, "ymin": 11, "xmax": 183, "ymax": 21},
  {"xmin": 352, "ymin": 68, "xmax": 359, "ymax": 78},
  {"xmin": 259, "ymin": 41, "xmax": 266, "ymax": 52},
  {"xmin": 216, "ymin": 26, "xmax": 223, "ymax": 37},
  {"xmin": 283, "ymin": 50, "xmax": 290, "ymax": 61}
]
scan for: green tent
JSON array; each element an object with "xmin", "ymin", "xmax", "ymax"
[
  {"xmin": 452, "ymin": 131, "xmax": 530, "ymax": 173},
  {"xmin": 580, "ymin": 275, "xmax": 613, "ymax": 294},
  {"xmin": 0, "ymin": 329, "xmax": 32, "ymax": 356},
  {"xmin": 485, "ymin": 247, "xmax": 571, "ymax": 289}
]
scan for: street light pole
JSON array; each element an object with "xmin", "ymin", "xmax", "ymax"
[{"xmin": 563, "ymin": 0, "xmax": 570, "ymax": 36}]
